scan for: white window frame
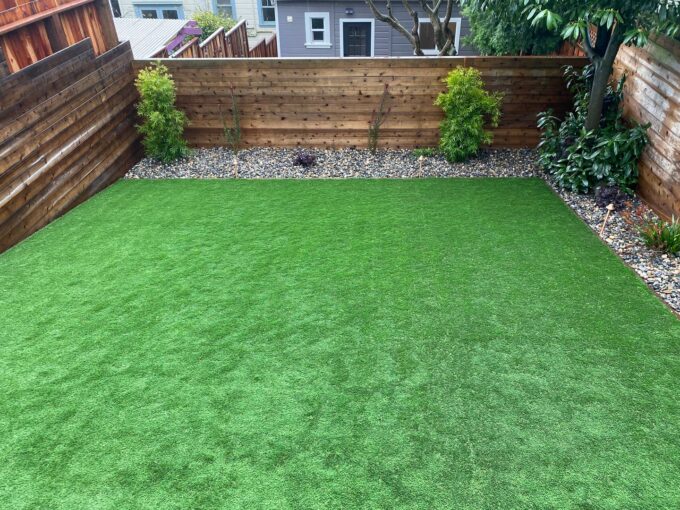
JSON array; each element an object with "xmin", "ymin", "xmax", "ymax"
[
  {"xmin": 418, "ymin": 17, "xmax": 462, "ymax": 55},
  {"xmin": 338, "ymin": 18, "xmax": 375, "ymax": 57},
  {"xmin": 304, "ymin": 12, "xmax": 331, "ymax": 48}
]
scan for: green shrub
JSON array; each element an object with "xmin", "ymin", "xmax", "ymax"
[
  {"xmin": 135, "ymin": 62, "xmax": 189, "ymax": 163},
  {"xmin": 193, "ymin": 10, "xmax": 236, "ymax": 41},
  {"xmin": 623, "ymin": 206, "xmax": 680, "ymax": 255},
  {"xmin": 537, "ymin": 65, "xmax": 649, "ymax": 194},
  {"xmin": 411, "ymin": 147, "xmax": 438, "ymax": 158},
  {"xmin": 639, "ymin": 217, "xmax": 680, "ymax": 255},
  {"xmin": 435, "ymin": 67, "xmax": 503, "ymax": 162}
]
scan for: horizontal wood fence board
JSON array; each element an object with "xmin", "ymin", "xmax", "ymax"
[
  {"xmin": 0, "ymin": 43, "xmax": 133, "ymax": 142},
  {"xmin": 0, "ymin": 40, "xmax": 141, "ymax": 253},
  {"xmin": 135, "ymin": 56, "xmax": 584, "ymax": 151},
  {"xmin": 614, "ymin": 35, "xmax": 680, "ymax": 218}
]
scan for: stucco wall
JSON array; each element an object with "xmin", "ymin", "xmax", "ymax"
[{"xmin": 276, "ymin": 0, "xmax": 475, "ymax": 57}]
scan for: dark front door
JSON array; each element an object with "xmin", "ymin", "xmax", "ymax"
[{"xmin": 342, "ymin": 22, "xmax": 372, "ymax": 56}]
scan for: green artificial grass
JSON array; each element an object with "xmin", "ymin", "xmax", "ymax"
[{"xmin": 1, "ymin": 178, "xmax": 679, "ymax": 509}]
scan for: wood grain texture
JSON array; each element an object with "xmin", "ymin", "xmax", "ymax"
[
  {"xmin": 134, "ymin": 56, "xmax": 586, "ymax": 150},
  {"xmin": 0, "ymin": 0, "xmax": 115, "ymax": 72},
  {"xmin": 614, "ymin": 35, "xmax": 680, "ymax": 219},
  {"xmin": 0, "ymin": 40, "xmax": 141, "ymax": 253}
]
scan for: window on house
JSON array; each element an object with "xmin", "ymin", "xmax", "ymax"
[
  {"xmin": 418, "ymin": 18, "xmax": 461, "ymax": 55},
  {"xmin": 135, "ymin": 4, "xmax": 184, "ymax": 19},
  {"xmin": 304, "ymin": 12, "xmax": 330, "ymax": 47},
  {"xmin": 259, "ymin": 0, "xmax": 275, "ymax": 25},
  {"xmin": 215, "ymin": 0, "xmax": 234, "ymax": 18}
]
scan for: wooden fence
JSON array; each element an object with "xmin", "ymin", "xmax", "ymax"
[
  {"xmin": 134, "ymin": 56, "xmax": 585, "ymax": 149},
  {"xmin": 224, "ymin": 19, "xmax": 248, "ymax": 58},
  {"xmin": 614, "ymin": 35, "xmax": 680, "ymax": 219},
  {"xmin": 248, "ymin": 33, "xmax": 276, "ymax": 58},
  {"xmin": 0, "ymin": 0, "xmax": 117, "ymax": 72},
  {"xmin": 167, "ymin": 20, "xmax": 275, "ymax": 59},
  {"xmin": 0, "ymin": 39, "xmax": 140, "ymax": 253}
]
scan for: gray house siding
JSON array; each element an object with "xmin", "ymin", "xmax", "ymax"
[{"xmin": 276, "ymin": 0, "xmax": 476, "ymax": 57}]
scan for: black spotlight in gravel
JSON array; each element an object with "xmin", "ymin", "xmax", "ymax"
[{"xmin": 293, "ymin": 152, "xmax": 317, "ymax": 168}]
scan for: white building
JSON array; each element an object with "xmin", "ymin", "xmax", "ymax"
[{"xmin": 112, "ymin": 0, "xmax": 275, "ymax": 36}]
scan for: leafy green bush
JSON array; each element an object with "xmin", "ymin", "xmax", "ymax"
[
  {"xmin": 537, "ymin": 65, "xmax": 649, "ymax": 193},
  {"xmin": 135, "ymin": 63, "xmax": 189, "ymax": 163},
  {"xmin": 193, "ymin": 11, "xmax": 236, "ymax": 41},
  {"xmin": 435, "ymin": 67, "xmax": 503, "ymax": 162}
]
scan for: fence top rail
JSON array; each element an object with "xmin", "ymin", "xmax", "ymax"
[
  {"xmin": 172, "ymin": 36, "xmax": 199, "ymax": 57},
  {"xmin": 0, "ymin": 0, "xmax": 95, "ymax": 36},
  {"xmin": 199, "ymin": 27, "xmax": 224, "ymax": 48},
  {"xmin": 134, "ymin": 55, "xmax": 588, "ymax": 65},
  {"xmin": 224, "ymin": 18, "xmax": 247, "ymax": 37}
]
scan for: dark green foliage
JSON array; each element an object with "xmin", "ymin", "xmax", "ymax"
[
  {"xmin": 135, "ymin": 63, "xmax": 189, "ymax": 163},
  {"xmin": 464, "ymin": 0, "xmax": 680, "ymax": 133},
  {"xmin": 462, "ymin": 0, "xmax": 562, "ymax": 55},
  {"xmin": 435, "ymin": 67, "xmax": 503, "ymax": 162},
  {"xmin": 537, "ymin": 65, "xmax": 649, "ymax": 193},
  {"xmin": 411, "ymin": 147, "xmax": 439, "ymax": 158},
  {"xmin": 2, "ymin": 179, "xmax": 679, "ymax": 508},
  {"xmin": 193, "ymin": 10, "xmax": 236, "ymax": 41}
]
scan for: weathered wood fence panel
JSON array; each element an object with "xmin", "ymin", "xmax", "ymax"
[
  {"xmin": 248, "ymin": 34, "xmax": 277, "ymax": 58},
  {"xmin": 614, "ymin": 35, "xmax": 680, "ymax": 219},
  {"xmin": 135, "ymin": 56, "xmax": 585, "ymax": 149},
  {"xmin": 0, "ymin": 0, "xmax": 117, "ymax": 73},
  {"xmin": 0, "ymin": 39, "xmax": 141, "ymax": 253}
]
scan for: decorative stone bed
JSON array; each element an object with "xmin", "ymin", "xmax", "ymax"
[{"xmin": 126, "ymin": 147, "xmax": 679, "ymax": 314}]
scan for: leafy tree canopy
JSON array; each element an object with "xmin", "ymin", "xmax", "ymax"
[{"xmin": 462, "ymin": 0, "xmax": 562, "ymax": 55}]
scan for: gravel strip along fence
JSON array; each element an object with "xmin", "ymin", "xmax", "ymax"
[{"xmin": 126, "ymin": 148, "xmax": 679, "ymax": 314}]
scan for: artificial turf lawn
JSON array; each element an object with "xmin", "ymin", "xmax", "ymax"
[{"xmin": 1, "ymin": 178, "xmax": 679, "ymax": 509}]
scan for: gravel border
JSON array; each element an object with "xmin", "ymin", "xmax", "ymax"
[
  {"xmin": 126, "ymin": 147, "xmax": 679, "ymax": 315},
  {"xmin": 126, "ymin": 147, "xmax": 540, "ymax": 179}
]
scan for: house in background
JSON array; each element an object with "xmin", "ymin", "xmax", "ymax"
[
  {"xmin": 113, "ymin": 18, "xmax": 199, "ymax": 57},
  {"xmin": 112, "ymin": 0, "xmax": 276, "ymax": 37},
  {"xmin": 275, "ymin": 0, "xmax": 476, "ymax": 57}
]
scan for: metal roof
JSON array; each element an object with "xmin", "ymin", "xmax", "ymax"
[{"xmin": 114, "ymin": 18, "xmax": 189, "ymax": 58}]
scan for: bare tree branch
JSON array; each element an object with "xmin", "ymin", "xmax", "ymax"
[
  {"xmin": 365, "ymin": 0, "xmax": 425, "ymax": 55},
  {"xmin": 364, "ymin": 0, "xmax": 458, "ymax": 56},
  {"xmin": 438, "ymin": 0, "xmax": 455, "ymax": 55}
]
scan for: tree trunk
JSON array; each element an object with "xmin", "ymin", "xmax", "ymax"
[
  {"xmin": 584, "ymin": 61, "xmax": 611, "ymax": 131},
  {"xmin": 583, "ymin": 26, "xmax": 623, "ymax": 132}
]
